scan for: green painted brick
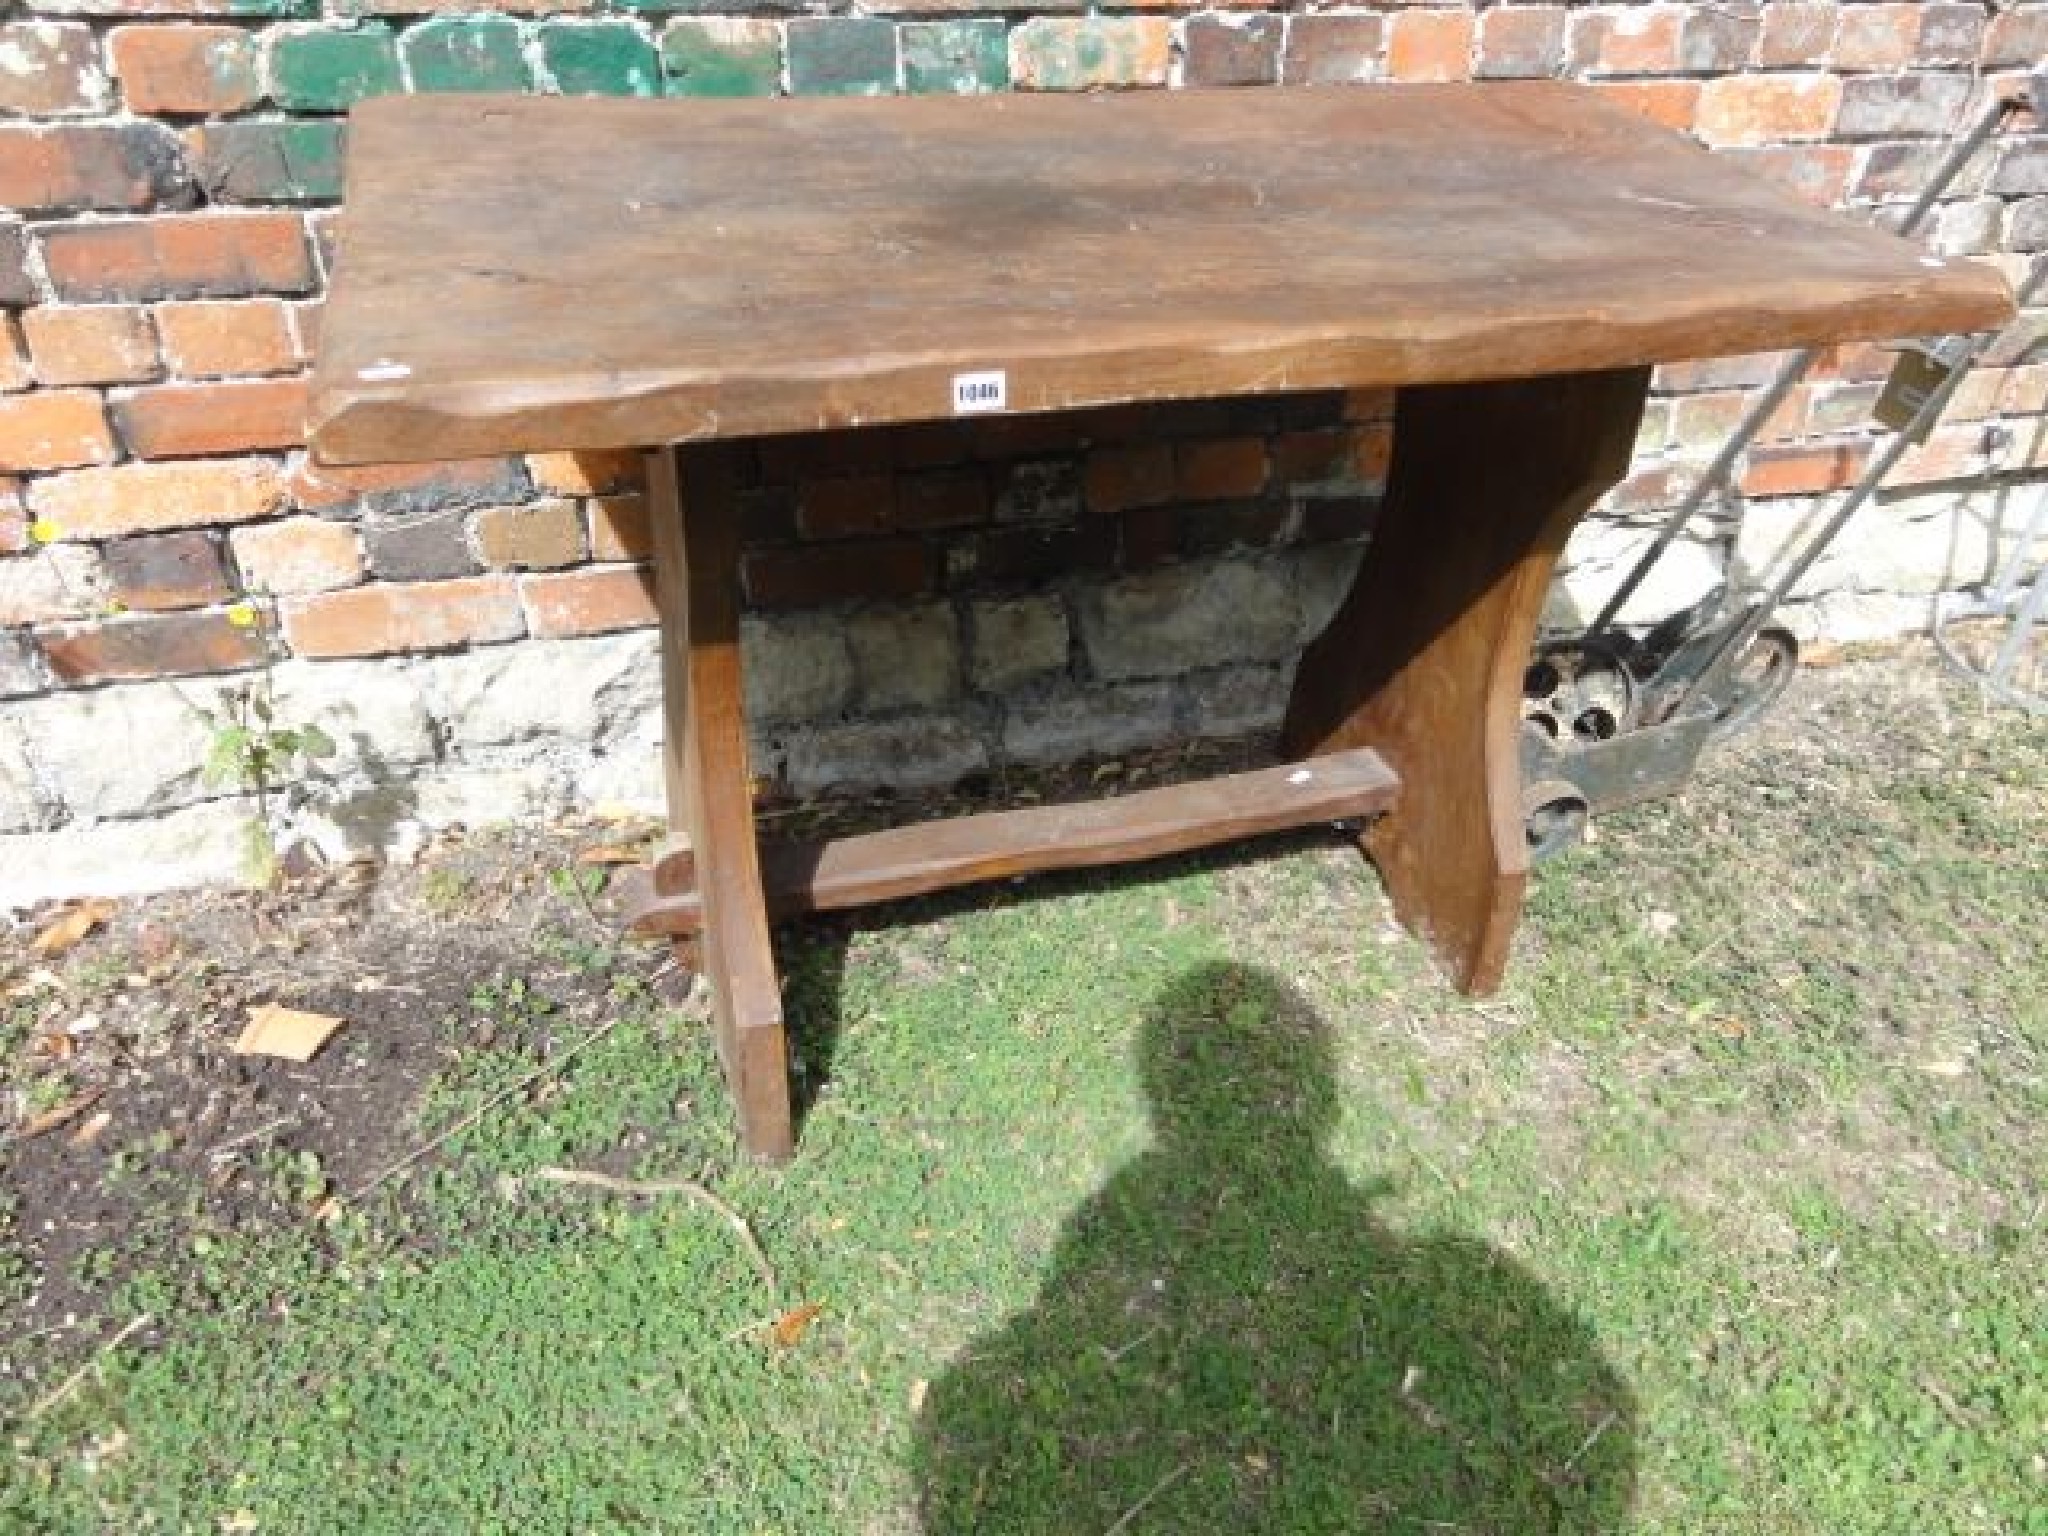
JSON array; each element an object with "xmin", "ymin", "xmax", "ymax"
[
  {"xmin": 269, "ymin": 24, "xmax": 401, "ymax": 111},
  {"xmin": 540, "ymin": 23, "xmax": 660, "ymax": 98},
  {"xmin": 404, "ymin": 18, "xmax": 530, "ymax": 94},
  {"xmin": 189, "ymin": 120, "xmax": 346, "ymax": 203},
  {"xmin": 787, "ymin": 18, "xmax": 897, "ymax": 97},
  {"xmin": 229, "ymin": 0, "xmax": 318, "ymax": 18},
  {"xmin": 661, "ymin": 19, "xmax": 781, "ymax": 98},
  {"xmin": 902, "ymin": 19, "xmax": 1007, "ymax": 95}
]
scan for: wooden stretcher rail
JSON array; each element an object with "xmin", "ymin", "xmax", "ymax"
[{"xmin": 625, "ymin": 746, "xmax": 1400, "ymax": 937}]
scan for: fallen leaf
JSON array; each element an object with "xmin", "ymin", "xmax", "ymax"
[
  {"xmin": 1646, "ymin": 910, "xmax": 1679, "ymax": 938},
  {"xmin": 13, "ymin": 1087, "xmax": 103, "ymax": 1142},
  {"xmin": 69, "ymin": 1110, "xmax": 112, "ymax": 1147},
  {"xmin": 576, "ymin": 843, "xmax": 648, "ymax": 867},
  {"xmin": 30, "ymin": 901, "xmax": 115, "ymax": 957},
  {"xmin": 907, "ymin": 1377, "xmax": 929, "ymax": 1414},
  {"xmin": 770, "ymin": 1302, "xmax": 823, "ymax": 1349},
  {"xmin": 233, "ymin": 1005, "xmax": 345, "ymax": 1063}
]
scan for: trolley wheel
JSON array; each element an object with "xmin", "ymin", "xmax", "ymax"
[
  {"xmin": 1523, "ymin": 777, "xmax": 1589, "ymax": 864},
  {"xmin": 1708, "ymin": 625, "xmax": 1799, "ymax": 742}
]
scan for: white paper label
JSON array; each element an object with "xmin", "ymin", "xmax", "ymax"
[{"xmin": 952, "ymin": 370, "xmax": 1007, "ymax": 415}]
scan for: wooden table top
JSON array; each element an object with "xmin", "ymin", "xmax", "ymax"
[{"xmin": 308, "ymin": 84, "xmax": 2010, "ymax": 465}]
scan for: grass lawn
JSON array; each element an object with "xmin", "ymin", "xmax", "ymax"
[{"xmin": 2, "ymin": 647, "xmax": 2045, "ymax": 1533}]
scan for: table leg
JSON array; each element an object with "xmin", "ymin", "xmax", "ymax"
[
  {"xmin": 1281, "ymin": 368, "xmax": 1650, "ymax": 995},
  {"xmin": 648, "ymin": 441, "xmax": 794, "ymax": 1162}
]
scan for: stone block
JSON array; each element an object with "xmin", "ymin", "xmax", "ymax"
[
  {"xmin": 1001, "ymin": 679, "xmax": 1176, "ymax": 765},
  {"xmin": 16, "ymin": 678, "xmax": 218, "ymax": 819},
  {"xmin": 0, "ymin": 800, "xmax": 252, "ymax": 909},
  {"xmin": 849, "ymin": 600, "xmax": 960, "ymax": 712},
  {"xmin": 741, "ymin": 610, "xmax": 855, "ymax": 722},
  {"xmin": 968, "ymin": 594, "xmax": 1068, "ymax": 693},
  {"xmin": 1187, "ymin": 663, "xmax": 1284, "ymax": 738},
  {"xmin": 778, "ymin": 713, "xmax": 988, "ymax": 792},
  {"xmin": 1076, "ymin": 558, "xmax": 1301, "ymax": 680}
]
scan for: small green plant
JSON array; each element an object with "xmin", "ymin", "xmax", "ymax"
[{"xmin": 197, "ymin": 672, "xmax": 336, "ymax": 886}]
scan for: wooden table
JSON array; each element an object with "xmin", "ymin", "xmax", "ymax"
[{"xmin": 309, "ymin": 85, "xmax": 2009, "ymax": 1161}]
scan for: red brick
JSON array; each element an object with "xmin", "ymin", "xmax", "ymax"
[
  {"xmin": 1595, "ymin": 80, "xmax": 1702, "ymax": 133},
  {"xmin": 587, "ymin": 492, "xmax": 651, "ymax": 562},
  {"xmin": 1270, "ymin": 428, "xmax": 1350, "ymax": 484},
  {"xmin": 1740, "ymin": 440, "xmax": 1872, "ymax": 497},
  {"xmin": 1342, "ymin": 388, "xmax": 1395, "ymax": 423},
  {"xmin": 1680, "ymin": 6, "xmax": 1760, "ymax": 69},
  {"xmin": 0, "ymin": 477, "xmax": 24, "ymax": 552},
  {"xmin": 0, "ymin": 23, "xmax": 110, "ymax": 115},
  {"xmin": 1475, "ymin": 5, "xmax": 1566, "ymax": 79},
  {"xmin": 1694, "ymin": 73, "xmax": 1840, "ymax": 147},
  {"xmin": 42, "ymin": 212, "xmax": 314, "ymax": 303},
  {"xmin": 1604, "ymin": 462, "xmax": 1691, "ymax": 515},
  {"xmin": 1673, "ymin": 387, "xmax": 1808, "ymax": 451},
  {"xmin": 1893, "ymin": 423, "xmax": 1994, "ymax": 484},
  {"xmin": 1732, "ymin": 143, "xmax": 1855, "ymax": 207},
  {"xmin": 1084, "ymin": 442, "xmax": 1174, "ymax": 514},
  {"xmin": 282, "ymin": 575, "xmax": 523, "ymax": 658},
  {"xmin": 473, "ymin": 499, "xmax": 586, "ymax": 570},
  {"xmin": 2000, "ymin": 364, "xmax": 2048, "ymax": 415},
  {"xmin": 108, "ymin": 24, "xmax": 262, "ymax": 114},
  {"xmin": 287, "ymin": 453, "xmax": 520, "ymax": 513},
  {"xmin": 1915, "ymin": 5, "xmax": 1984, "ymax": 65},
  {"xmin": 1175, "ymin": 437, "xmax": 1268, "ymax": 501},
  {"xmin": 229, "ymin": 516, "xmax": 362, "ymax": 595},
  {"xmin": 0, "ymin": 123, "xmax": 190, "ymax": 215},
  {"xmin": 0, "ymin": 390, "xmax": 117, "ymax": 472},
  {"xmin": 28, "ymin": 457, "xmax": 284, "ymax": 539},
  {"xmin": 1386, "ymin": 9, "xmax": 1473, "ymax": 83},
  {"xmin": 797, "ymin": 472, "xmax": 896, "ymax": 538},
  {"xmin": 111, "ymin": 376, "xmax": 307, "ymax": 458},
  {"xmin": 525, "ymin": 449, "xmax": 643, "ymax": 496},
  {"xmin": 21, "ymin": 305, "xmax": 161, "ymax": 387},
  {"xmin": 1585, "ymin": 6, "xmax": 1682, "ymax": 75},
  {"xmin": 1182, "ymin": 14, "xmax": 1282, "ymax": 87},
  {"xmin": 744, "ymin": 539, "xmax": 928, "ymax": 609},
  {"xmin": 155, "ymin": 299, "xmax": 299, "ymax": 378},
  {"xmin": 519, "ymin": 565, "xmax": 658, "ymax": 638},
  {"xmin": 1983, "ymin": 5, "xmax": 2048, "ymax": 68},
  {"xmin": 1833, "ymin": 4, "xmax": 1920, "ymax": 69},
  {"xmin": 103, "ymin": 528, "xmax": 232, "ymax": 610},
  {"xmin": 1348, "ymin": 422, "xmax": 1393, "ymax": 485},
  {"xmin": 1758, "ymin": 3, "xmax": 1838, "ymax": 68},
  {"xmin": 949, "ymin": 521, "xmax": 1115, "ymax": 587},
  {"xmin": 0, "ymin": 316, "xmax": 29, "ymax": 395},
  {"xmin": 1281, "ymin": 14, "xmax": 1383, "ymax": 85},
  {"xmin": 40, "ymin": 609, "xmax": 266, "ymax": 685},
  {"xmin": 898, "ymin": 467, "xmax": 989, "ymax": 531},
  {"xmin": 1809, "ymin": 341, "xmax": 1894, "ymax": 383}
]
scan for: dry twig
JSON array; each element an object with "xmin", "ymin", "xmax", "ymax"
[
  {"xmin": 534, "ymin": 1165, "xmax": 778, "ymax": 1297},
  {"xmin": 23, "ymin": 1314, "xmax": 151, "ymax": 1423},
  {"xmin": 348, "ymin": 1018, "xmax": 620, "ymax": 1200}
]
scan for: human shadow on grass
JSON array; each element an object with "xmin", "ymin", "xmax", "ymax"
[{"xmin": 913, "ymin": 962, "xmax": 1636, "ymax": 1534}]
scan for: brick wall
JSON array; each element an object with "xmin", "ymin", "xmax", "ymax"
[{"xmin": 2, "ymin": 1, "xmax": 2045, "ymax": 902}]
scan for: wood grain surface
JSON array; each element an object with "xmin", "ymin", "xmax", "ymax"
[
  {"xmin": 625, "ymin": 744, "xmax": 1400, "ymax": 937},
  {"xmin": 1282, "ymin": 368, "xmax": 1651, "ymax": 994},
  {"xmin": 308, "ymin": 85, "xmax": 2010, "ymax": 464}
]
